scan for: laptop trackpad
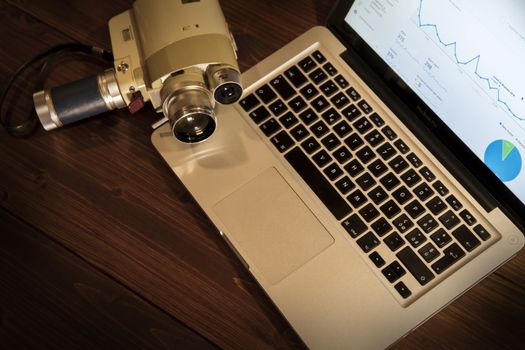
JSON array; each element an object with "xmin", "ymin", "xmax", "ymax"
[{"xmin": 213, "ymin": 167, "xmax": 334, "ymax": 285}]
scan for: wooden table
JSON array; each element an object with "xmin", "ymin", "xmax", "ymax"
[{"xmin": 1, "ymin": 0, "xmax": 524, "ymax": 348}]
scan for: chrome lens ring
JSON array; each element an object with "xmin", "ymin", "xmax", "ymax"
[{"xmin": 170, "ymin": 106, "xmax": 216, "ymax": 143}]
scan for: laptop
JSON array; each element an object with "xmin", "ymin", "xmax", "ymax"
[{"xmin": 152, "ymin": 0, "xmax": 525, "ymax": 348}]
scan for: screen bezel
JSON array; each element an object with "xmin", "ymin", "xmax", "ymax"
[{"xmin": 327, "ymin": 0, "xmax": 525, "ymax": 227}]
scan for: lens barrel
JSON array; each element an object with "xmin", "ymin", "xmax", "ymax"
[{"xmin": 206, "ymin": 65, "xmax": 243, "ymax": 105}]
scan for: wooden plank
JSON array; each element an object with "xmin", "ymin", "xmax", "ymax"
[
  {"xmin": 1, "ymin": 0, "xmax": 524, "ymax": 349},
  {"xmin": 0, "ymin": 207, "xmax": 216, "ymax": 349}
]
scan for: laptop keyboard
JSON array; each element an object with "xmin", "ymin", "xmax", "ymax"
[{"xmin": 238, "ymin": 49, "xmax": 494, "ymax": 303}]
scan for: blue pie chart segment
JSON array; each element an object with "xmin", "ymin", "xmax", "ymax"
[{"xmin": 484, "ymin": 140, "xmax": 522, "ymax": 182}]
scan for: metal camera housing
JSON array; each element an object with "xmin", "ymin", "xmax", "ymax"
[{"xmin": 33, "ymin": 0, "xmax": 242, "ymax": 143}]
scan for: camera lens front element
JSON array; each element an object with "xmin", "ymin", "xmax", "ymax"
[
  {"xmin": 215, "ymin": 82, "xmax": 243, "ymax": 105},
  {"xmin": 162, "ymin": 83, "xmax": 217, "ymax": 143},
  {"xmin": 206, "ymin": 65, "xmax": 243, "ymax": 105}
]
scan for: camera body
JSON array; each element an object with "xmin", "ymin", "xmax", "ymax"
[{"xmin": 33, "ymin": 0, "xmax": 242, "ymax": 143}]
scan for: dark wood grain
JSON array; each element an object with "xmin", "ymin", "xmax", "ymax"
[
  {"xmin": 0, "ymin": 0, "xmax": 524, "ymax": 349},
  {"xmin": 0, "ymin": 207, "xmax": 216, "ymax": 349}
]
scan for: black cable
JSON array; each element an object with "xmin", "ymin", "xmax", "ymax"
[{"xmin": 0, "ymin": 43, "xmax": 113, "ymax": 137}]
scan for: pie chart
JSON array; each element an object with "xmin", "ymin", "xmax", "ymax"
[{"xmin": 484, "ymin": 140, "xmax": 522, "ymax": 182}]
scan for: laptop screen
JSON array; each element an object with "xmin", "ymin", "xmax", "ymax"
[{"xmin": 343, "ymin": 0, "xmax": 525, "ymax": 206}]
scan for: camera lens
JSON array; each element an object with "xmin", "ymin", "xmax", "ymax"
[
  {"xmin": 162, "ymin": 81, "xmax": 217, "ymax": 144},
  {"xmin": 206, "ymin": 65, "xmax": 243, "ymax": 105},
  {"xmin": 214, "ymin": 83, "xmax": 243, "ymax": 105},
  {"xmin": 172, "ymin": 110, "xmax": 216, "ymax": 143}
]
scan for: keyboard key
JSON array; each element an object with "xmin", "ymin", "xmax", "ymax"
[
  {"xmin": 342, "ymin": 104, "xmax": 362, "ymax": 121},
  {"xmin": 459, "ymin": 209, "xmax": 477, "ymax": 226},
  {"xmin": 446, "ymin": 194, "xmax": 463, "ymax": 211},
  {"xmin": 311, "ymin": 120, "xmax": 330, "ymax": 138},
  {"xmin": 341, "ymin": 214, "xmax": 367, "ymax": 238},
  {"xmin": 356, "ymin": 146, "xmax": 376, "ymax": 164},
  {"xmin": 356, "ymin": 172, "xmax": 376, "ymax": 191},
  {"xmin": 279, "ymin": 112, "xmax": 298, "ymax": 129},
  {"xmin": 290, "ymin": 124, "xmax": 309, "ymax": 141},
  {"xmin": 419, "ymin": 166, "xmax": 436, "ymax": 182},
  {"xmin": 368, "ymin": 159, "xmax": 388, "ymax": 178},
  {"xmin": 320, "ymin": 80, "xmax": 338, "ymax": 96},
  {"xmin": 392, "ymin": 214, "xmax": 414, "ymax": 234},
  {"xmin": 406, "ymin": 228, "xmax": 427, "ymax": 248},
  {"xmin": 347, "ymin": 189, "xmax": 368, "ymax": 208},
  {"xmin": 298, "ymin": 56, "xmax": 316, "ymax": 73},
  {"xmin": 473, "ymin": 224, "xmax": 491, "ymax": 241},
  {"xmin": 371, "ymin": 217, "xmax": 393, "ymax": 237},
  {"xmin": 382, "ymin": 264, "xmax": 401, "ymax": 283},
  {"xmin": 255, "ymin": 84, "xmax": 277, "ymax": 103},
  {"xmin": 344, "ymin": 133, "xmax": 364, "ymax": 151},
  {"xmin": 369, "ymin": 113, "xmax": 385, "ymax": 127},
  {"xmin": 269, "ymin": 99, "xmax": 288, "ymax": 116},
  {"xmin": 431, "ymin": 243, "xmax": 465, "ymax": 274},
  {"xmin": 335, "ymin": 75, "xmax": 349, "ymax": 88},
  {"xmin": 288, "ymin": 95, "xmax": 308, "ymax": 113},
  {"xmin": 249, "ymin": 105, "xmax": 270, "ymax": 124},
  {"xmin": 357, "ymin": 232, "xmax": 380, "ymax": 253},
  {"xmin": 323, "ymin": 62, "xmax": 338, "ymax": 76},
  {"xmin": 301, "ymin": 137, "xmax": 321, "ymax": 154},
  {"xmin": 413, "ymin": 183, "xmax": 434, "ymax": 202},
  {"xmin": 369, "ymin": 251, "xmax": 385, "ymax": 268},
  {"xmin": 321, "ymin": 108, "xmax": 341, "ymax": 125},
  {"xmin": 404, "ymin": 199, "xmax": 426, "ymax": 219},
  {"xmin": 430, "ymin": 228, "xmax": 452, "ymax": 248},
  {"xmin": 270, "ymin": 75, "xmax": 296, "ymax": 100},
  {"xmin": 364, "ymin": 130, "xmax": 385, "ymax": 147},
  {"xmin": 392, "ymin": 186, "xmax": 413, "ymax": 205},
  {"xmin": 239, "ymin": 94, "xmax": 260, "ymax": 112},
  {"xmin": 418, "ymin": 242, "xmax": 440, "ymax": 263},
  {"xmin": 335, "ymin": 176, "xmax": 356, "ymax": 195},
  {"xmin": 311, "ymin": 95, "xmax": 330, "ymax": 112},
  {"xmin": 451, "ymin": 225, "xmax": 481, "ymax": 252},
  {"xmin": 384, "ymin": 232, "xmax": 405, "ymax": 251},
  {"xmin": 400, "ymin": 169, "xmax": 422, "ymax": 187},
  {"xmin": 284, "ymin": 66, "xmax": 307, "ymax": 87},
  {"xmin": 298, "ymin": 108, "xmax": 318, "ymax": 125},
  {"xmin": 309, "ymin": 68, "xmax": 328, "ymax": 84},
  {"xmin": 333, "ymin": 120, "xmax": 352, "ymax": 138},
  {"xmin": 300, "ymin": 83, "xmax": 319, "ymax": 100},
  {"xmin": 333, "ymin": 146, "xmax": 353, "ymax": 164},
  {"xmin": 426, "ymin": 196, "xmax": 447, "ymax": 215},
  {"xmin": 394, "ymin": 139, "xmax": 410, "ymax": 154},
  {"xmin": 331, "ymin": 92, "xmax": 350, "ymax": 109},
  {"xmin": 270, "ymin": 130, "xmax": 295, "ymax": 153},
  {"xmin": 379, "ymin": 199, "xmax": 401, "ymax": 219},
  {"xmin": 417, "ymin": 214, "xmax": 439, "ymax": 234},
  {"xmin": 359, "ymin": 203, "xmax": 380, "ymax": 222},
  {"xmin": 357, "ymin": 99, "xmax": 373, "ymax": 114},
  {"xmin": 438, "ymin": 210, "xmax": 461, "ymax": 230},
  {"xmin": 382, "ymin": 126, "xmax": 397, "ymax": 140},
  {"xmin": 394, "ymin": 281, "xmax": 412, "ymax": 299},
  {"xmin": 321, "ymin": 133, "xmax": 341, "ymax": 151},
  {"xmin": 344, "ymin": 159, "xmax": 365, "ymax": 177},
  {"xmin": 397, "ymin": 246, "xmax": 435, "ymax": 286},
  {"xmin": 368, "ymin": 186, "xmax": 388, "ymax": 205},
  {"xmin": 346, "ymin": 87, "xmax": 361, "ymax": 101},
  {"xmin": 406, "ymin": 152, "xmax": 422, "ymax": 168},
  {"xmin": 377, "ymin": 142, "xmax": 397, "ymax": 160},
  {"xmin": 285, "ymin": 147, "xmax": 352, "ymax": 220},
  {"xmin": 260, "ymin": 118, "xmax": 281, "ymax": 136},
  {"xmin": 324, "ymin": 163, "xmax": 344, "ymax": 181},
  {"xmin": 432, "ymin": 180, "xmax": 449, "ymax": 196},
  {"xmin": 353, "ymin": 117, "xmax": 373, "ymax": 134},
  {"xmin": 388, "ymin": 155, "xmax": 409, "ymax": 174},
  {"xmin": 312, "ymin": 149, "xmax": 332, "ymax": 167},
  {"xmin": 312, "ymin": 50, "xmax": 326, "ymax": 64},
  {"xmin": 379, "ymin": 172, "xmax": 401, "ymax": 191}
]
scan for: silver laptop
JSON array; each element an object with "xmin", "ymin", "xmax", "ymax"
[{"xmin": 152, "ymin": 0, "xmax": 525, "ymax": 348}]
